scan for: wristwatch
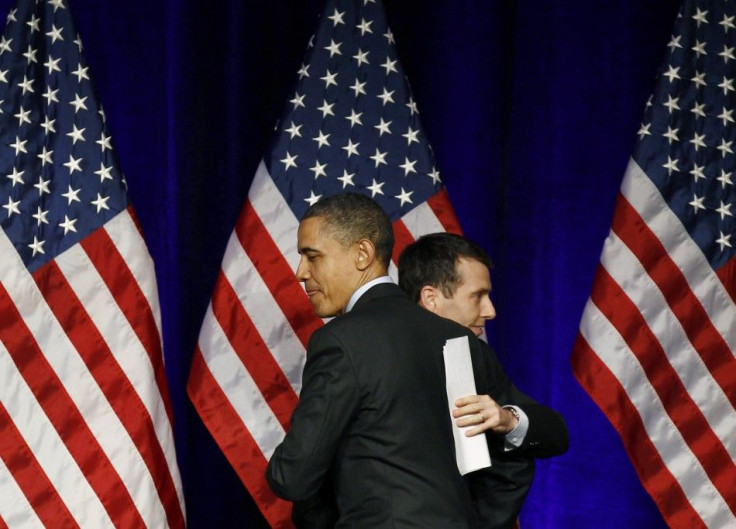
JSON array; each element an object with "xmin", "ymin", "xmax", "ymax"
[{"xmin": 505, "ymin": 406, "xmax": 520, "ymax": 424}]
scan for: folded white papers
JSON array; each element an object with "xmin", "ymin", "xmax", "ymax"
[{"xmin": 443, "ymin": 336, "xmax": 491, "ymax": 475}]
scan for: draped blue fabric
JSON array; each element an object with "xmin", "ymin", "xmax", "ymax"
[{"xmin": 0, "ymin": 1, "xmax": 682, "ymax": 527}]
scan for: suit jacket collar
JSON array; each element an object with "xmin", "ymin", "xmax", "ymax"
[{"xmin": 351, "ymin": 282, "xmax": 408, "ymax": 311}]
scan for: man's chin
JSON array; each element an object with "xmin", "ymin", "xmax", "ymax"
[
  {"xmin": 311, "ymin": 302, "xmax": 338, "ymax": 319},
  {"xmin": 469, "ymin": 326, "xmax": 484, "ymax": 337}
]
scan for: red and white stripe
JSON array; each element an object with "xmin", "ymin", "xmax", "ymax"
[
  {"xmin": 188, "ymin": 161, "xmax": 461, "ymax": 528},
  {"xmin": 572, "ymin": 159, "xmax": 736, "ymax": 529},
  {"xmin": 0, "ymin": 207, "xmax": 185, "ymax": 528}
]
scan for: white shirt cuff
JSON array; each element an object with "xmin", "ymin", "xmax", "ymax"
[{"xmin": 503, "ymin": 405, "xmax": 528, "ymax": 450}]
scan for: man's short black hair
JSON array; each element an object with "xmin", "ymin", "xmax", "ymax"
[
  {"xmin": 398, "ymin": 232, "xmax": 492, "ymax": 302},
  {"xmin": 302, "ymin": 192, "xmax": 394, "ymax": 266}
]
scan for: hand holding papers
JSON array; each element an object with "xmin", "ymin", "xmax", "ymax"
[{"xmin": 443, "ymin": 336, "xmax": 491, "ymax": 475}]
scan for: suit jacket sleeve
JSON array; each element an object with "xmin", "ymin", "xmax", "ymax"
[
  {"xmin": 478, "ymin": 342, "xmax": 569, "ymax": 458},
  {"xmin": 291, "ymin": 484, "xmax": 339, "ymax": 529},
  {"xmin": 465, "ymin": 456, "xmax": 535, "ymax": 529},
  {"xmin": 266, "ymin": 329, "xmax": 360, "ymax": 501}
]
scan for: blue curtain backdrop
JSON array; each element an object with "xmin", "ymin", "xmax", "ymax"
[{"xmin": 0, "ymin": 0, "xmax": 683, "ymax": 527}]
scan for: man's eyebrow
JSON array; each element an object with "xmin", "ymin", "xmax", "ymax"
[{"xmin": 298, "ymin": 246, "xmax": 320, "ymax": 254}]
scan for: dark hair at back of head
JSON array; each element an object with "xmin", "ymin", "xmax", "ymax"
[
  {"xmin": 302, "ymin": 193, "xmax": 394, "ymax": 266},
  {"xmin": 398, "ymin": 232, "xmax": 492, "ymax": 302}
]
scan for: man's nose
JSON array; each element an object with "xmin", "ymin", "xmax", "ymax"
[
  {"xmin": 295, "ymin": 258, "xmax": 308, "ymax": 281},
  {"xmin": 480, "ymin": 296, "xmax": 496, "ymax": 320},
  {"xmin": 294, "ymin": 259, "xmax": 305, "ymax": 281}
]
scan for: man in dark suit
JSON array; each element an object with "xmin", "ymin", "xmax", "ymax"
[
  {"xmin": 266, "ymin": 193, "xmax": 500, "ymax": 528},
  {"xmin": 398, "ymin": 232, "xmax": 569, "ymax": 529}
]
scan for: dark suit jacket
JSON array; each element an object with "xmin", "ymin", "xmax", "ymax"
[
  {"xmin": 465, "ymin": 341, "xmax": 568, "ymax": 529},
  {"xmin": 266, "ymin": 283, "xmax": 483, "ymax": 528}
]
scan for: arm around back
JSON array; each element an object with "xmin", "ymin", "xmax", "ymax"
[
  {"xmin": 477, "ymin": 341, "xmax": 569, "ymax": 458},
  {"xmin": 515, "ymin": 403, "xmax": 569, "ymax": 458}
]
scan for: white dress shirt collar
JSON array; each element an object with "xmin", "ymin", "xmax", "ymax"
[{"xmin": 346, "ymin": 275, "xmax": 393, "ymax": 312}]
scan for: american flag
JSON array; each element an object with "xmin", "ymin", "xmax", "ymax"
[
  {"xmin": 0, "ymin": 0, "xmax": 185, "ymax": 527},
  {"xmin": 571, "ymin": 1, "xmax": 736, "ymax": 527},
  {"xmin": 186, "ymin": 0, "xmax": 461, "ymax": 526}
]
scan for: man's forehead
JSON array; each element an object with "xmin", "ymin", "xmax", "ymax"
[
  {"xmin": 456, "ymin": 257, "xmax": 492, "ymax": 286},
  {"xmin": 297, "ymin": 218, "xmax": 319, "ymax": 247},
  {"xmin": 297, "ymin": 216, "xmax": 338, "ymax": 251}
]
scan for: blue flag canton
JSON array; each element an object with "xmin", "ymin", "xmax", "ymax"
[
  {"xmin": 0, "ymin": 0, "xmax": 128, "ymax": 273},
  {"xmin": 265, "ymin": 0, "xmax": 443, "ymax": 223},
  {"xmin": 634, "ymin": 0, "xmax": 736, "ymax": 270}
]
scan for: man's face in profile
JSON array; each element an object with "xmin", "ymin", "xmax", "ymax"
[
  {"xmin": 432, "ymin": 257, "xmax": 497, "ymax": 336},
  {"xmin": 295, "ymin": 216, "xmax": 358, "ymax": 318}
]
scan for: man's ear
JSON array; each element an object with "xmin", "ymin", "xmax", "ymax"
[
  {"xmin": 355, "ymin": 238, "xmax": 376, "ymax": 271},
  {"xmin": 418, "ymin": 285, "xmax": 441, "ymax": 313}
]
